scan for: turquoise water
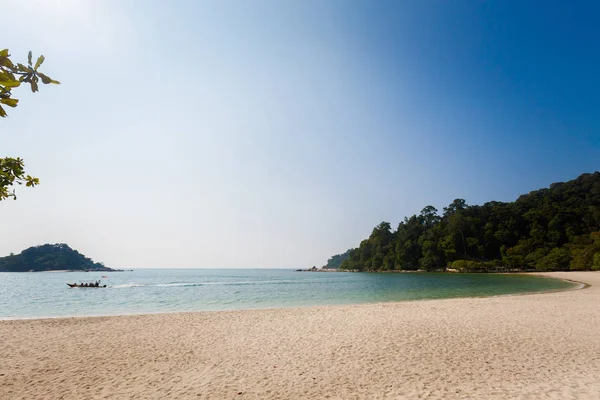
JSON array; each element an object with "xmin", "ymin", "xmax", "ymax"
[{"xmin": 0, "ymin": 269, "xmax": 576, "ymax": 319}]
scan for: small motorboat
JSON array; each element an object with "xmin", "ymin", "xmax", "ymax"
[{"xmin": 67, "ymin": 283, "xmax": 107, "ymax": 288}]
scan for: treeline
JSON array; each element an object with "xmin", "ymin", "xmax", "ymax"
[
  {"xmin": 0, "ymin": 243, "xmax": 113, "ymax": 272},
  {"xmin": 340, "ymin": 172, "xmax": 600, "ymax": 272},
  {"xmin": 324, "ymin": 249, "xmax": 354, "ymax": 269}
]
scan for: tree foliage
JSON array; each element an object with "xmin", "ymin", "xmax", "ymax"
[
  {"xmin": 0, "ymin": 157, "xmax": 39, "ymax": 200},
  {"xmin": 0, "ymin": 243, "xmax": 113, "ymax": 272},
  {"xmin": 0, "ymin": 49, "xmax": 59, "ymax": 117},
  {"xmin": 324, "ymin": 249, "xmax": 354, "ymax": 269},
  {"xmin": 1, "ymin": 48, "xmax": 59, "ymax": 201},
  {"xmin": 339, "ymin": 172, "xmax": 600, "ymax": 272}
]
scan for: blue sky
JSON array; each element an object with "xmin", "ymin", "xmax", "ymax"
[{"xmin": 1, "ymin": 0, "xmax": 599, "ymax": 269}]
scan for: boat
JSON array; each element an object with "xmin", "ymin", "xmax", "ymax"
[{"xmin": 67, "ymin": 283, "xmax": 107, "ymax": 288}]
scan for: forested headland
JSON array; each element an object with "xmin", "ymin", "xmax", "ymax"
[
  {"xmin": 0, "ymin": 243, "xmax": 115, "ymax": 272},
  {"xmin": 339, "ymin": 172, "xmax": 600, "ymax": 272},
  {"xmin": 323, "ymin": 249, "xmax": 353, "ymax": 269}
]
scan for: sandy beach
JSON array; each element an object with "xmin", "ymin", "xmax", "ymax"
[{"xmin": 1, "ymin": 271, "xmax": 599, "ymax": 400}]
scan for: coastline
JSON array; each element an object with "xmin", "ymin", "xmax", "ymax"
[
  {"xmin": 531, "ymin": 272, "xmax": 590, "ymax": 291},
  {"xmin": 1, "ymin": 271, "xmax": 599, "ymax": 399},
  {"xmin": 0, "ymin": 271, "xmax": 581, "ymax": 322},
  {"xmin": 0, "ymin": 273, "xmax": 582, "ymax": 323}
]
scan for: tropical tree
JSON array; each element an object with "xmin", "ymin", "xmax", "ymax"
[
  {"xmin": 0, "ymin": 48, "xmax": 59, "ymax": 200},
  {"xmin": 339, "ymin": 172, "xmax": 600, "ymax": 272}
]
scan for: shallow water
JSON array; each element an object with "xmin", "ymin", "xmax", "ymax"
[{"xmin": 0, "ymin": 269, "xmax": 576, "ymax": 319}]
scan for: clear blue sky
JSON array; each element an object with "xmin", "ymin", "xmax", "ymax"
[{"xmin": 2, "ymin": 0, "xmax": 599, "ymax": 268}]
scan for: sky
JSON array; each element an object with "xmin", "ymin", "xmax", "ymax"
[{"xmin": 1, "ymin": 0, "xmax": 599, "ymax": 269}]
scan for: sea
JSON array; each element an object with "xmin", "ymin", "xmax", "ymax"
[{"xmin": 0, "ymin": 269, "xmax": 576, "ymax": 320}]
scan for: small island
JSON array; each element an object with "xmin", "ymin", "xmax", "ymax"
[{"xmin": 0, "ymin": 243, "xmax": 120, "ymax": 272}]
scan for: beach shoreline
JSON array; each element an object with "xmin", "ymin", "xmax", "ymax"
[
  {"xmin": 1, "ymin": 271, "xmax": 599, "ymax": 399},
  {"xmin": 0, "ymin": 271, "xmax": 583, "ymax": 323}
]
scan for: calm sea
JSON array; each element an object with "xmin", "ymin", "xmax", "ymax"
[{"xmin": 0, "ymin": 269, "xmax": 576, "ymax": 319}]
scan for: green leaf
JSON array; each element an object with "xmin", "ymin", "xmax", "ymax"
[
  {"xmin": 38, "ymin": 73, "xmax": 60, "ymax": 85},
  {"xmin": 0, "ymin": 49, "xmax": 8, "ymax": 57},
  {"xmin": 28, "ymin": 51, "xmax": 32, "ymax": 66},
  {"xmin": 2, "ymin": 79, "xmax": 21, "ymax": 88},
  {"xmin": 30, "ymin": 79, "xmax": 38, "ymax": 93},
  {"xmin": 2, "ymin": 69, "xmax": 16, "ymax": 80},
  {"xmin": 0, "ymin": 57, "xmax": 14, "ymax": 69},
  {"xmin": 38, "ymin": 73, "xmax": 53, "ymax": 84},
  {"xmin": 39, "ymin": 74, "xmax": 50, "ymax": 84},
  {"xmin": 16, "ymin": 63, "xmax": 30, "ymax": 73},
  {"xmin": 25, "ymin": 175, "xmax": 39, "ymax": 187},
  {"xmin": 0, "ymin": 98, "xmax": 18, "ymax": 107},
  {"xmin": 35, "ymin": 55, "xmax": 45, "ymax": 70},
  {"xmin": 0, "ymin": 104, "xmax": 6, "ymax": 117}
]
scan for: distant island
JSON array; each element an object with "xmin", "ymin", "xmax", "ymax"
[
  {"xmin": 326, "ymin": 172, "xmax": 599, "ymax": 273},
  {"xmin": 0, "ymin": 243, "xmax": 119, "ymax": 272}
]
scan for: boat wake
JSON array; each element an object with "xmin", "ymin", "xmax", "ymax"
[
  {"xmin": 109, "ymin": 279, "xmax": 340, "ymax": 289},
  {"xmin": 110, "ymin": 283, "xmax": 146, "ymax": 289}
]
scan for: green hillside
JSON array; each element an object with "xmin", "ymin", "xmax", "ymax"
[
  {"xmin": 340, "ymin": 172, "xmax": 600, "ymax": 272},
  {"xmin": 0, "ymin": 243, "xmax": 114, "ymax": 272}
]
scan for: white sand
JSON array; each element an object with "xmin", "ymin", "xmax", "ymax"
[{"xmin": 1, "ymin": 271, "xmax": 599, "ymax": 400}]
